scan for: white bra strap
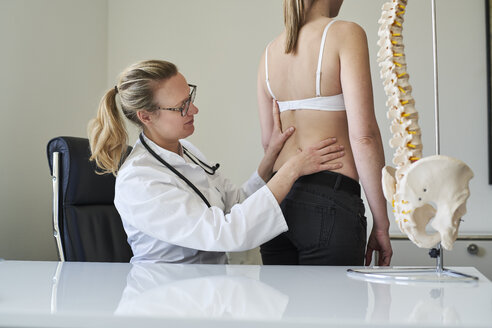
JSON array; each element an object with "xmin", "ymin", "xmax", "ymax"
[
  {"xmin": 316, "ymin": 19, "xmax": 337, "ymax": 97},
  {"xmin": 265, "ymin": 42, "xmax": 276, "ymax": 99}
]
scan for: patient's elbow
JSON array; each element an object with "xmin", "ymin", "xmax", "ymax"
[{"xmin": 351, "ymin": 135, "xmax": 377, "ymax": 147}]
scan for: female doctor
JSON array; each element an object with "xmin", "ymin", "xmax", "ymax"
[{"xmin": 88, "ymin": 59, "xmax": 345, "ymax": 264}]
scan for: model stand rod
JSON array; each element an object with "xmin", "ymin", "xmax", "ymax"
[
  {"xmin": 431, "ymin": 0, "xmax": 440, "ymax": 156},
  {"xmin": 430, "ymin": 0, "xmax": 445, "ymax": 273}
]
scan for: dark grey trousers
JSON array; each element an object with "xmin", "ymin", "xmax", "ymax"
[{"xmin": 261, "ymin": 171, "xmax": 367, "ymax": 265}]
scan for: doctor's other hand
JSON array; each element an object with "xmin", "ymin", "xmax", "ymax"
[
  {"xmin": 265, "ymin": 100, "xmax": 295, "ymax": 157},
  {"xmin": 289, "ymin": 138, "xmax": 345, "ymax": 178},
  {"xmin": 266, "ymin": 138, "xmax": 345, "ymax": 204}
]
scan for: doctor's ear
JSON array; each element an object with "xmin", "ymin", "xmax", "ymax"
[{"xmin": 136, "ymin": 110, "xmax": 154, "ymax": 125}]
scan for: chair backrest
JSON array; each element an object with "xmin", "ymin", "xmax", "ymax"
[{"xmin": 47, "ymin": 136, "xmax": 133, "ymax": 262}]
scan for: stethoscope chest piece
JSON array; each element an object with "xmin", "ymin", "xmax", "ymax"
[{"xmin": 182, "ymin": 146, "xmax": 219, "ymax": 175}]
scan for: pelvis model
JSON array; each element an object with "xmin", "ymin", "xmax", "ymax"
[{"xmin": 377, "ymin": 0, "xmax": 473, "ymax": 250}]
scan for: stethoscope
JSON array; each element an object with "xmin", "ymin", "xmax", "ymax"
[{"xmin": 139, "ymin": 133, "xmax": 220, "ymax": 208}]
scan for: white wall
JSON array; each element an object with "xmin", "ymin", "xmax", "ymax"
[
  {"xmin": 1, "ymin": 0, "xmax": 491, "ymax": 260},
  {"xmin": 0, "ymin": 0, "xmax": 108, "ymax": 260},
  {"xmin": 107, "ymin": 0, "xmax": 284, "ymax": 184}
]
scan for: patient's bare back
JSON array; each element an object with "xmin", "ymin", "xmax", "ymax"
[{"xmin": 266, "ymin": 18, "xmax": 358, "ymax": 180}]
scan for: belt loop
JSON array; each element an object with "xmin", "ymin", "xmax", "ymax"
[{"xmin": 334, "ymin": 174, "xmax": 342, "ymax": 191}]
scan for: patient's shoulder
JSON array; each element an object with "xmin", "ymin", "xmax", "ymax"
[{"xmin": 333, "ymin": 20, "xmax": 367, "ymax": 43}]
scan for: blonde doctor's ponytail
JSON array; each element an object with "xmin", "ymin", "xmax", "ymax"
[
  {"xmin": 88, "ymin": 86, "xmax": 128, "ymax": 176},
  {"xmin": 88, "ymin": 59, "xmax": 178, "ymax": 176}
]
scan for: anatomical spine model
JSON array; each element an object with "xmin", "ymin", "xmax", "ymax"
[{"xmin": 377, "ymin": 0, "xmax": 473, "ymax": 250}]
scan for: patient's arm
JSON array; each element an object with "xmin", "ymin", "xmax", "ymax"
[{"xmin": 339, "ymin": 21, "xmax": 392, "ymax": 266}]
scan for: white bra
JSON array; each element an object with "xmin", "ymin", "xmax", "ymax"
[{"xmin": 265, "ymin": 19, "xmax": 346, "ymax": 112}]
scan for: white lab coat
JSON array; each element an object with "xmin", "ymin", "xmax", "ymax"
[{"xmin": 114, "ymin": 134, "xmax": 287, "ymax": 264}]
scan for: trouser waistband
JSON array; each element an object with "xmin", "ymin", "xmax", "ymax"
[{"xmin": 295, "ymin": 171, "xmax": 361, "ymax": 197}]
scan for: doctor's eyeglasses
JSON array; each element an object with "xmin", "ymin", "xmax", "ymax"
[{"xmin": 156, "ymin": 84, "xmax": 197, "ymax": 117}]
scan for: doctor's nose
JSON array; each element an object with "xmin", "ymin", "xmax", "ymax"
[{"xmin": 188, "ymin": 103, "xmax": 198, "ymax": 115}]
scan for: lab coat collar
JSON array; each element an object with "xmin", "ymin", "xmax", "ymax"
[{"xmin": 139, "ymin": 132, "xmax": 186, "ymax": 166}]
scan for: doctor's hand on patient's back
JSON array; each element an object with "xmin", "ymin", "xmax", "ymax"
[
  {"xmin": 257, "ymin": 100, "xmax": 343, "ymax": 183},
  {"xmin": 259, "ymin": 100, "xmax": 345, "ymax": 204}
]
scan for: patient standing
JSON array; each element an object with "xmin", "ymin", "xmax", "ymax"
[{"xmin": 257, "ymin": 0, "xmax": 392, "ymax": 265}]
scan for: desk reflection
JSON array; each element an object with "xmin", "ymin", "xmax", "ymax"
[
  {"xmin": 114, "ymin": 264, "xmax": 288, "ymax": 319},
  {"xmin": 407, "ymin": 288, "xmax": 460, "ymax": 324},
  {"xmin": 113, "ymin": 264, "xmax": 370, "ymax": 321},
  {"xmin": 349, "ymin": 271, "xmax": 492, "ymax": 326}
]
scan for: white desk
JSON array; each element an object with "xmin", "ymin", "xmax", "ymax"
[{"xmin": 0, "ymin": 260, "xmax": 490, "ymax": 327}]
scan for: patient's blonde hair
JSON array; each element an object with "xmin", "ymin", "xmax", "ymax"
[
  {"xmin": 284, "ymin": 0, "xmax": 310, "ymax": 54},
  {"xmin": 88, "ymin": 60, "xmax": 178, "ymax": 176}
]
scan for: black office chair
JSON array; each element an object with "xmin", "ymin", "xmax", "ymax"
[{"xmin": 47, "ymin": 136, "xmax": 133, "ymax": 262}]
